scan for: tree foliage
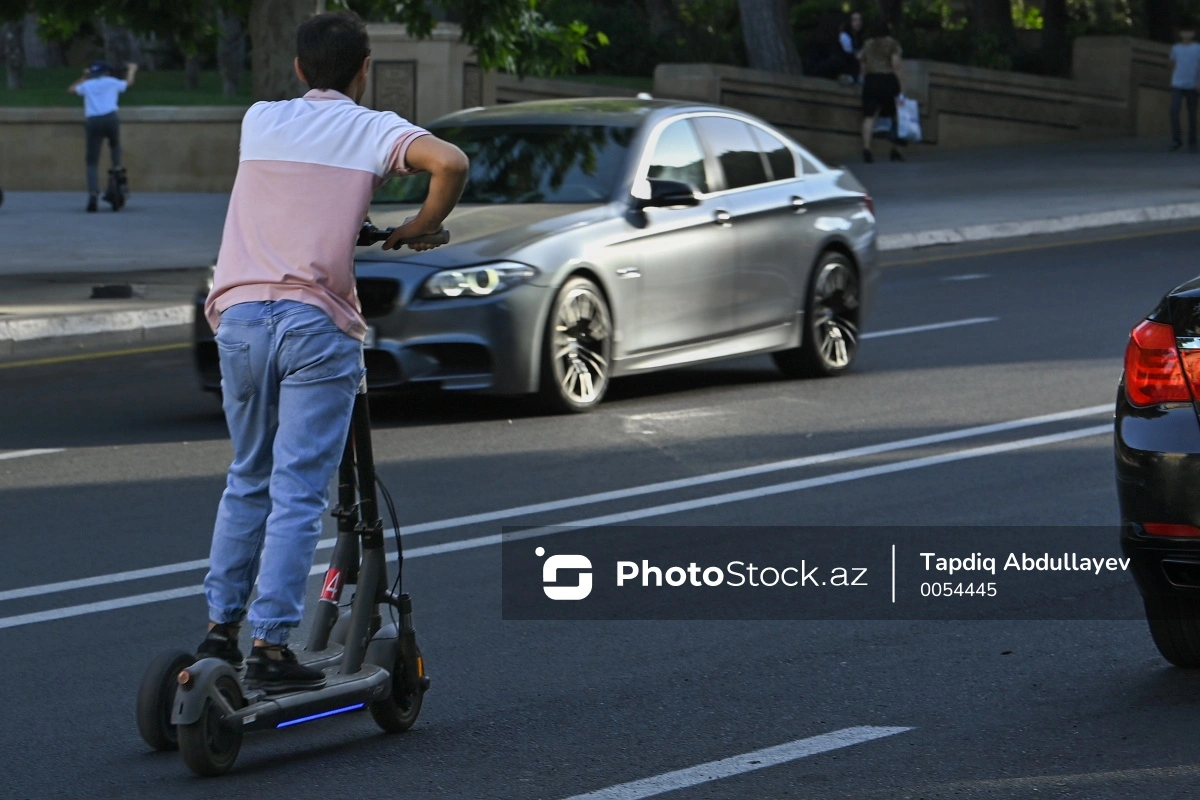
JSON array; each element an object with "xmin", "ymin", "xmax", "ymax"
[{"xmin": 342, "ymin": 0, "xmax": 608, "ymax": 78}]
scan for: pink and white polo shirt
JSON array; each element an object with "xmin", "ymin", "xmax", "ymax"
[{"xmin": 205, "ymin": 89, "xmax": 429, "ymax": 341}]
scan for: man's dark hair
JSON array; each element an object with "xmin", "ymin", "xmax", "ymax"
[{"xmin": 296, "ymin": 12, "xmax": 370, "ymax": 93}]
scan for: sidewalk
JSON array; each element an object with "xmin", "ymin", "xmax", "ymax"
[{"xmin": 2, "ymin": 137, "xmax": 1198, "ymax": 360}]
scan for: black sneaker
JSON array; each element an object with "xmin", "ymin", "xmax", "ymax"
[
  {"xmin": 245, "ymin": 645, "xmax": 326, "ymax": 692},
  {"xmin": 196, "ymin": 622, "xmax": 244, "ymax": 667},
  {"xmin": 86, "ymin": 195, "xmax": 98, "ymax": 213},
  {"xmin": 863, "ymin": 148, "xmax": 874, "ymax": 164}
]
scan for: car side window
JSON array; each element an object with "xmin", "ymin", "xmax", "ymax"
[
  {"xmin": 750, "ymin": 126, "xmax": 796, "ymax": 181},
  {"xmin": 692, "ymin": 116, "xmax": 769, "ymax": 191},
  {"xmin": 645, "ymin": 120, "xmax": 709, "ymax": 194}
]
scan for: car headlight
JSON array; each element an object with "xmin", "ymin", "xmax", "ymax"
[{"xmin": 420, "ymin": 262, "xmax": 538, "ymax": 299}]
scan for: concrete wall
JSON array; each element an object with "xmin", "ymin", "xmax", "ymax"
[
  {"xmin": 653, "ymin": 36, "xmax": 1163, "ymax": 164},
  {"xmin": 0, "ymin": 106, "xmax": 243, "ymax": 192},
  {"xmin": 488, "ymin": 74, "xmax": 639, "ymax": 105},
  {"xmin": 0, "ymin": 33, "xmax": 1176, "ymax": 191}
]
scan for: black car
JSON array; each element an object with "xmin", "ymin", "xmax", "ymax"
[{"xmin": 1116, "ymin": 275, "xmax": 1200, "ymax": 666}]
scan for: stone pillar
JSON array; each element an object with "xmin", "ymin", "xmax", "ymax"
[{"xmin": 363, "ymin": 23, "xmax": 479, "ymax": 125}]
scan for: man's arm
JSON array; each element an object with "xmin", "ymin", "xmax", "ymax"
[
  {"xmin": 383, "ymin": 135, "xmax": 469, "ymax": 252},
  {"xmin": 67, "ymin": 68, "xmax": 88, "ymax": 95},
  {"xmin": 123, "ymin": 63, "xmax": 138, "ymax": 89}
]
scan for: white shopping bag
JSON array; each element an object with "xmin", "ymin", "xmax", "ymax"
[{"xmin": 896, "ymin": 96, "xmax": 922, "ymax": 142}]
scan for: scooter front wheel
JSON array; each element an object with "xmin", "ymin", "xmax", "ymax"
[
  {"xmin": 369, "ymin": 646, "xmax": 425, "ymax": 733},
  {"xmin": 178, "ymin": 674, "xmax": 244, "ymax": 776},
  {"xmin": 136, "ymin": 649, "xmax": 194, "ymax": 751}
]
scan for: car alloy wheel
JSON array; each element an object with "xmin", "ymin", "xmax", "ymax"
[
  {"xmin": 810, "ymin": 257, "xmax": 859, "ymax": 370},
  {"xmin": 540, "ymin": 277, "xmax": 612, "ymax": 412},
  {"xmin": 773, "ymin": 251, "xmax": 860, "ymax": 379}
]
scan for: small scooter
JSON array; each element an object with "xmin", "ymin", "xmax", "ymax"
[
  {"xmin": 136, "ymin": 224, "xmax": 450, "ymax": 776},
  {"xmin": 103, "ymin": 167, "xmax": 127, "ymax": 211}
]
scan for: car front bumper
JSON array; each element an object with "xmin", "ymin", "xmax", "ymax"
[{"xmin": 194, "ymin": 265, "xmax": 552, "ymax": 396}]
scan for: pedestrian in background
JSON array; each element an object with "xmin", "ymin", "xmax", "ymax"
[
  {"xmin": 68, "ymin": 61, "xmax": 137, "ymax": 212},
  {"xmin": 1169, "ymin": 22, "xmax": 1200, "ymax": 152},
  {"xmin": 858, "ymin": 19, "xmax": 906, "ymax": 163},
  {"xmin": 838, "ymin": 11, "xmax": 865, "ymax": 84}
]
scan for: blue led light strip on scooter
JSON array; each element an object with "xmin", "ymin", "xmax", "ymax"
[{"xmin": 276, "ymin": 703, "xmax": 365, "ymax": 728}]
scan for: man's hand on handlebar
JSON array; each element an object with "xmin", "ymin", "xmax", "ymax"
[
  {"xmin": 356, "ymin": 219, "xmax": 450, "ymax": 250},
  {"xmin": 384, "ymin": 215, "xmax": 446, "ymax": 252}
]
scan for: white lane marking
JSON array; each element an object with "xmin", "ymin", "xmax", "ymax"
[
  {"xmin": 941, "ymin": 274, "xmax": 990, "ymax": 282},
  {"xmin": 559, "ymin": 726, "xmax": 912, "ymax": 800},
  {"xmin": 0, "ymin": 448, "xmax": 64, "ymax": 461},
  {"xmin": 622, "ymin": 408, "xmax": 726, "ymax": 422},
  {"xmin": 861, "ymin": 317, "xmax": 997, "ymax": 340},
  {"xmin": 0, "ymin": 404, "xmax": 1110, "ymax": 604},
  {"xmin": 403, "ymin": 424, "xmax": 1111, "ymax": 559},
  {"xmin": 0, "ymin": 558, "xmax": 211, "ymax": 603},
  {"xmin": 0, "ymin": 423, "xmax": 1109, "ymax": 630},
  {"xmin": 0, "ymin": 319, "xmax": 981, "ymax": 470}
]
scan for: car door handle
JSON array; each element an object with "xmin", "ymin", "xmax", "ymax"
[
  {"xmin": 713, "ymin": 209, "xmax": 732, "ymax": 227},
  {"xmin": 789, "ymin": 195, "xmax": 808, "ymax": 214}
]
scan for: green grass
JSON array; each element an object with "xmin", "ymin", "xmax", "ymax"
[{"xmin": 0, "ymin": 67, "xmax": 252, "ymax": 107}]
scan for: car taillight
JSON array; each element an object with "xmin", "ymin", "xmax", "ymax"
[
  {"xmin": 864, "ymin": 193, "xmax": 875, "ymax": 216},
  {"xmin": 1143, "ymin": 523, "xmax": 1200, "ymax": 537},
  {"xmin": 1124, "ymin": 319, "xmax": 1191, "ymax": 406}
]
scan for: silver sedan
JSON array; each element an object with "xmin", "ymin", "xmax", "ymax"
[{"xmin": 197, "ymin": 97, "xmax": 878, "ymax": 412}]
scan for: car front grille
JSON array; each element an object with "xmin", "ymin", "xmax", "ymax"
[{"xmin": 357, "ymin": 278, "xmax": 401, "ymax": 319}]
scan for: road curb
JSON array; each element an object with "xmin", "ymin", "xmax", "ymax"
[
  {"xmin": 0, "ymin": 305, "xmax": 193, "ymax": 361},
  {"xmin": 876, "ymin": 201, "xmax": 1200, "ymax": 251}
]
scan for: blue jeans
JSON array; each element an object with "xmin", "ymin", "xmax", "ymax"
[{"xmin": 204, "ymin": 300, "xmax": 364, "ymax": 645}]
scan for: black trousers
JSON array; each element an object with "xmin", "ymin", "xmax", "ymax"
[
  {"xmin": 1171, "ymin": 88, "xmax": 1198, "ymax": 148},
  {"xmin": 85, "ymin": 112, "xmax": 121, "ymax": 195}
]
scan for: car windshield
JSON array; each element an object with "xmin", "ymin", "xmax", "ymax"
[{"xmin": 373, "ymin": 124, "xmax": 636, "ymax": 205}]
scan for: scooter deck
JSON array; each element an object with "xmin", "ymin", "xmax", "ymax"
[{"xmin": 229, "ymin": 663, "xmax": 392, "ymax": 733}]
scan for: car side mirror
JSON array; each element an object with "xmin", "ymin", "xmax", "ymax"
[{"xmin": 635, "ymin": 179, "xmax": 701, "ymax": 209}]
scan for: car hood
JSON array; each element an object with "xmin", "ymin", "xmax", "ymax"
[{"xmin": 356, "ymin": 202, "xmax": 610, "ymax": 268}]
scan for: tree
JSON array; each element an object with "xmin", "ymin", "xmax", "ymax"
[
  {"xmin": 1042, "ymin": 0, "xmax": 1068, "ymax": 73},
  {"xmin": 645, "ymin": 0, "xmax": 677, "ymax": 37},
  {"xmin": 737, "ymin": 0, "xmax": 801, "ymax": 74},
  {"xmin": 216, "ymin": 3, "xmax": 246, "ymax": 96},
  {"xmin": 967, "ymin": 0, "xmax": 1014, "ymax": 42},
  {"xmin": 4, "ymin": 16, "xmax": 24, "ymax": 89},
  {"xmin": 248, "ymin": 0, "xmax": 606, "ymax": 100},
  {"xmin": 249, "ymin": 0, "xmax": 309, "ymax": 99},
  {"xmin": 874, "ymin": 0, "xmax": 902, "ymax": 28},
  {"xmin": 1143, "ymin": 0, "xmax": 1172, "ymax": 43}
]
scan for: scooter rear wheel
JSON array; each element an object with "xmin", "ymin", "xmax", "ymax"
[
  {"xmin": 136, "ymin": 649, "xmax": 194, "ymax": 751},
  {"xmin": 178, "ymin": 674, "xmax": 245, "ymax": 776},
  {"xmin": 369, "ymin": 646, "xmax": 424, "ymax": 733}
]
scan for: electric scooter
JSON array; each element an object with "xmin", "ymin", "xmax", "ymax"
[
  {"xmin": 103, "ymin": 168, "xmax": 127, "ymax": 211},
  {"xmin": 136, "ymin": 223, "xmax": 450, "ymax": 777}
]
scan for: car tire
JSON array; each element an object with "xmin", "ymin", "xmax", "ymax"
[
  {"xmin": 536, "ymin": 276, "xmax": 613, "ymax": 414},
  {"xmin": 773, "ymin": 250, "xmax": 860, "ymax": 379},
  {"xmin": 1144, "ymin": 595, "xmax": 1200, "ymax": 667}
]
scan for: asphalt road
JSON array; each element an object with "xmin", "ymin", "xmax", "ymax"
[{"xmin": 3, "ymin": 227, "xmax": 1200, "ymax": 799}]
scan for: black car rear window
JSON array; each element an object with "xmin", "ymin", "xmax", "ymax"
[{"xmin": 374, "ymin": 124, "xmax": 636, "ymax": 205}]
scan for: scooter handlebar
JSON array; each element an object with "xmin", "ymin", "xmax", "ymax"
[{"xmin": 356, "ymin": 223, "xmax": 450, "ymax": 248}]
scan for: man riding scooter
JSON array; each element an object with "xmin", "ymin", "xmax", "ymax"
[{"xmin": 197, "ymin": 10, "xmax": 468, "ymax": 692}]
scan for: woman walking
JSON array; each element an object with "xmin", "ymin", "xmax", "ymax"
[{"xmin": 858, "ymin": 20, "xmax": 905, "ymax": 163}]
